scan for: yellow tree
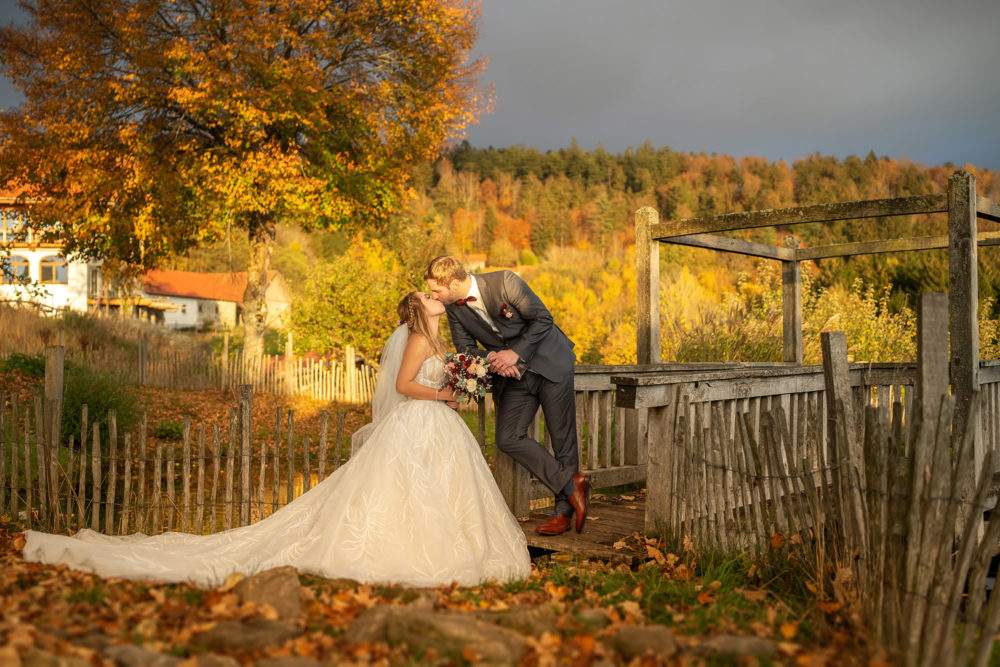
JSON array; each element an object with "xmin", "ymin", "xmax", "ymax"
[{"xmin": 0, "ymin": 0, "xmax": 487, "ymax": 357}]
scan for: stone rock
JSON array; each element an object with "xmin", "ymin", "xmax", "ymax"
[
  {"xmin": 21, "ymin": 649, "xmax": 91, "ymax": 667},
  {"xmin": 254, "ymin": 658, "xmax": 323, "ymax": 667},
  {"xmin": 103, "ymin": 644, "xmax": 182, "ymax": 667},
  {"xmin": 75, "ymin": 633, "xmax": 115, "ymax": 652},
  {"xmin": 609, "ymin": 625, "xmax": 679, "ymax": 661},
  {"xmin": 189, "ymin": 655, "xmax": 241, "ymax": 667},
  {"xmin": 477, "ymin": 605, "xmax": 559, "ymax": 636},
  {"xmin": 575, "ymin": 608, "xmax": 613, "ymax": 631},
  {"xmin": 234, "ymin": 567, "xmax": 302, "ymax": 619},
  {"xmin": 194, "ymin": 619, "xmax": 302, "ymax": 653},
  {"xmin": 344, "ymin": 606, "xmax": 527, "ymax": 664},
  {"xmin": 692, "ymin": 634, "xmax": 778, "ymax": 660}
]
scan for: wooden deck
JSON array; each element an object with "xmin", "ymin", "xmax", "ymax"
[{"xmin": 521, "ymin": 495, "xmax": 646, "ymax": 564}]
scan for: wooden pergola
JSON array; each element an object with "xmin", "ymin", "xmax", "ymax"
[{"xmin": 634, "ymin": 169, "xmax": 1000, "ymax": 481}]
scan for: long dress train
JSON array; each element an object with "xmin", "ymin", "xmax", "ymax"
[{"xmin": 22, "ymin": 330, "xmax": 531, "ymax": 589}]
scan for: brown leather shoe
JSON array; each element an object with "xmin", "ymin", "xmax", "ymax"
[
  {"xmin": 535, "ymin": 512, "xmax": 572, "ymax": 536},
  {"xmin": 568, "ymin": 473, "xmax": 590, "ymax": 533}
]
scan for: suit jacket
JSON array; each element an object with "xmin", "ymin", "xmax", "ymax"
[{"xmin": 445, "ymin": 271, "xmax": 575, "ymax": 383}]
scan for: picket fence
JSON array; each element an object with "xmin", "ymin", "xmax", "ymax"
[
  {"xmin": 0, "ymin": 321, "xmax": 376, "ymax": 403},
  {"xmin": 0, "ymin": 388, "xmax": 351, "ymax": 535}
]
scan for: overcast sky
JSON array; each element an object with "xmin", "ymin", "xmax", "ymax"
[{"xmin": 2, "ymin": 0, "xmax": 998, "ymax": 171}]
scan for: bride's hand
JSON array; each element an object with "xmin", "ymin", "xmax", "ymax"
[{"xmin": 437, "ymin": 387, "xmax": 457, "ymax": 403}]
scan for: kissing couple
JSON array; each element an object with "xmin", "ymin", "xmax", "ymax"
[{"xmin": 22, "ymin": 256, "xmax": 589, "ymax": 588}]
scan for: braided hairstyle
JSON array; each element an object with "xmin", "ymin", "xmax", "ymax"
[{"xmin": 396, "ymin": 291, "xmax": 446, "ymax": 358}]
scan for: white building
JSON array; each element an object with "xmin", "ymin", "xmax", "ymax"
[
  {"xmin": 141, "ymin": 268, "xmax": 290, "ymax": 331},
  {"xmin": 0, "ymin": 194, "xmax": 92, "ymax": 313},
  {"xmin": 1, "ymin": 192, "xmax": 175, "ymax": 319}
]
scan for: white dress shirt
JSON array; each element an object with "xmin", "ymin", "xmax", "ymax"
[{"xmin": 463, "ymin": 276, "xmax": 501, "ymax": 336}]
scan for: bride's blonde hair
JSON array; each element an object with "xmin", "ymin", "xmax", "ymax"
[{"xmin": 397, "ymin": 291, "xmax": 446, "ymax": 358}]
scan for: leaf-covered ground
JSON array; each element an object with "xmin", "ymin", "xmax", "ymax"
[{"xmin": 0, "ymin": 515, "xmax": 873, "ymax": 666}]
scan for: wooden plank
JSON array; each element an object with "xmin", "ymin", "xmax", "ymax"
[
  {"xmin": 977, "ymin": 195, "xmax": 1000, "ymax": 223},
  {"xmin": 522, "ymin": 496, "xmax": 644, "ymax": 563},
  {"xmin": 917, "ymin": 293, "xmax": 950, "ymax": 428},
  {"xmin": 588, "ymin": 392, "xmax": 599, "ymax": 469},
  {"xmin": 272, "ymin": 407, "xmax": 282, "ymax": 510},
  {"xmin": 318, "ymin": 411, "xmax": 329, "ymax": 480},
  {"xmin": 796, "ymin": 230, "xmax": 1000, "ymax": 260},
  {"xmin": 209, "ymin": 425, "xmax": 221, "ymax": 534},
  {"xmin": 303, "ymin": 435, "xmax": 312, "ymax": 493},
  {"xmin": 0, "ymin": 398, "xmax": 7, "ymax": 517},
  {"xmin": 782, "ymin": 255, "xmax": 803, "ymax": 363},
  {"xmin": 661, "ymin": 233, "xmax": 796, "ymax": 260},
  {"xmin": 225, "ymin": 408, "xmax": 236, "ymax": 530},
  {"xmin": 285, "ymin": 410, "xmax": 295, "ymax": 504},
  {"xmin": 238, "ymin": 386, "xmax": 252, "ymax": 526},
  {"xmin": 137, "ymin": 416, "xmax": 148, "ymax": 533},
  {"xmin": 9, "ymin": 397, "xmax": 19, "ymax": 521},
  {"xmin": 106, "ymin": 411, "xmax": 118, "ymax": 535},
  {"xmin": 91, "ymin": 424, "xmax": 102, "ymax": 531},
  {"xmin": 153, "ymin": 435, "xmax": 163, "ymax": 533},
  {"xmin": 119, "ymin": 434, "xmax": 131, "ymax": 535},
  {"xmin": 653, "ymin": 193, "xmax": 947, "ymax": 237},
  {"xmin": 44, "ymin": 345, "xmax": 64, "ymax": 452},
  {"xmin": 166, "ymin": 429, "xmax": 175, "ymax": 531},
  {"xmin": 34, "ymin": 396, "xmax": 47, "ymax": 524},
  {"xmin": 948, "ymin": 170, "xmax": 981, "ymax": 504},
  {"xmin": 182, "ymin": 417, "xmax": 191, "ymax": 532},
  {"xmin": 22, "ymin": 410, "xmax": 32, "ymax": 521},
  {"xmin": 635, "ymin": 206, "xmax": 660, "ymax": 364},
  {"xmin": 195, "ymin": 425, "xmax": 205, "ymax": 534}
]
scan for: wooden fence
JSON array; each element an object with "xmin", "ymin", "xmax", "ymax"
[
  {"xmin": 0, "ymin": 387, "xmax": 350, "ymax": 535},
  {"xmin": 0, "ymin": 322, "xmax": 376, "ymax": 403}
]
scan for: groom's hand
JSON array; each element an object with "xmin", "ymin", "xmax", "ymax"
[{"xmin": 488, "ymin": 349, "xmax": 521, "ymax": 376}]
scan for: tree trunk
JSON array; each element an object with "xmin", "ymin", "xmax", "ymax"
[{"xmin": 243, "ymin": 218, "xmax": 274, "ymax": 362}]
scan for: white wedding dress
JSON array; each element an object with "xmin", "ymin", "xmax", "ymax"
[{"xmin": 22, "ymin": 327, "xmax": 531, "ymax": 588}]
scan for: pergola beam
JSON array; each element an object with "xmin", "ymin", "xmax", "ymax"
[
  {"xmin": 652, "ymin": 193, "xmax": 948, "ymax": 238},
  {"xmin": 977, "ymin": 196, "xmax": 1000, "ymax": 223},
  {"xmin": 660, "ymin": 233, "xmax": 796, "ymax": 260},
  {"xmin": 795, "ymin": 230, "xmax": 1000, "ymax": 261}
]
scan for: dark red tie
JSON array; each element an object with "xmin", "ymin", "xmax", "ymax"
[{"xmin": 456, "ymin": 296, "xmax": 477, "ymax": 306}]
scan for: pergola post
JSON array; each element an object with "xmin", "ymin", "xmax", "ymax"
[
  {"xmin": 948, "ymin": 170, "xmax": 981, "ymax": 485},
  {"xmin": 636, "ymin": 207, "xmax": 660, "ymax": 364},
  {"xmin": 781, "ymin": 237, "xmax": 803, "ymax": 364}
]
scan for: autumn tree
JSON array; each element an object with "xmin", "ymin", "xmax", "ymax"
[{"xmin": 0, "ymin": 0, "xmax": 487, "ymax": 358}]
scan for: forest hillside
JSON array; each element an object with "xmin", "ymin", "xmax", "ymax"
[{"xmin": 173, "ymin": 143, "xmax": 1000, "ymax": 364}]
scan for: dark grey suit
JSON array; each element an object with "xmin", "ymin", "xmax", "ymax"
[{"xmin": 446, "ymin": 271, "xmax": 579, "ymax": 514}]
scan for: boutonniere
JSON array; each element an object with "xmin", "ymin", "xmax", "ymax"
[{"xmin": 499, "ymin": 303, "xmax": 514, "ymax": 319}]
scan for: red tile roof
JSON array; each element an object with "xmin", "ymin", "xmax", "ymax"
[{"xmin": 142, "ymin": 269, "xmax": 279, "ymax": 303}]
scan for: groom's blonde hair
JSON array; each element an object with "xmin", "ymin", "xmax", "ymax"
[{"xmin": 424, "ymin": 256, "xmax": 467, "ymax": 285}]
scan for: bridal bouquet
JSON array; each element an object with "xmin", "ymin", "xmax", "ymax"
[{"xmin": 443, "ymin": 352, "xmax": 492, "ymax": 403}]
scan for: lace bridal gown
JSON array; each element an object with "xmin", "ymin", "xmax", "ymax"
[{"xmin": 22, "ymin": 326, "xmax": 531, "ymax": 589}]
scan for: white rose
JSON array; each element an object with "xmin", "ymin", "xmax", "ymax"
[
  {"xmin": 465, "ymin": 379, "xmax": 477, "ymax": 393},
  {"xmin": 475, "ymin": 365, "xmax": 487, "ymax": 377}
]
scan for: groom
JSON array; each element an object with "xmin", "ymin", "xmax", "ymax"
[{"xmin": 425, "ymin": 256, "xmax": 589, "ymax": 535}]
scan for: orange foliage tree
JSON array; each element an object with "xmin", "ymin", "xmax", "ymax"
[{"xmin": 0, "ymin": 0, "xmax": 487, "ymax": 357}]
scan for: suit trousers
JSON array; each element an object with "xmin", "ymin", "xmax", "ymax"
[{"xmin": 494, "ymin": 370, "xmax": 578, "ymax": 514}]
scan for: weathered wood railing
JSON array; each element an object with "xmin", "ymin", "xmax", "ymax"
[
  {"xmin": 489, "ymin": 362, "xmax": 783, "ymax": 517},
  {"xmin": 615, "ymin": 358, "xmax": 1000, "ymax": 540}
]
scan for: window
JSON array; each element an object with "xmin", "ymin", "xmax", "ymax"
[
  {"xmin": 0, "ymin": 210, "xmax": 26, "ymax": 243},
  {"xmin": 39, "ymin": 255, "xmax": 68, "ymax": 284},
  {"xmin": 1, "ymin": 255, "xmax": 29, "ymax": 284}
]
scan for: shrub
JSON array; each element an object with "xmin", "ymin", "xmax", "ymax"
[
  {"xmin": 152, "ymin": 421, "xmax": 184, "ymax": 441},
  {"xmin": 61, "ymin": 362, "xmax": 141, "ymax": 445},
  {"xmin": 0, "ymin": 353, "xmax": 46, "ymax": 378}
]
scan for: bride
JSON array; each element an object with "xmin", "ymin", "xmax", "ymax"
[{"xmin": 22, "ymin": 291, "xmax": 531, "ymax": 588}]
